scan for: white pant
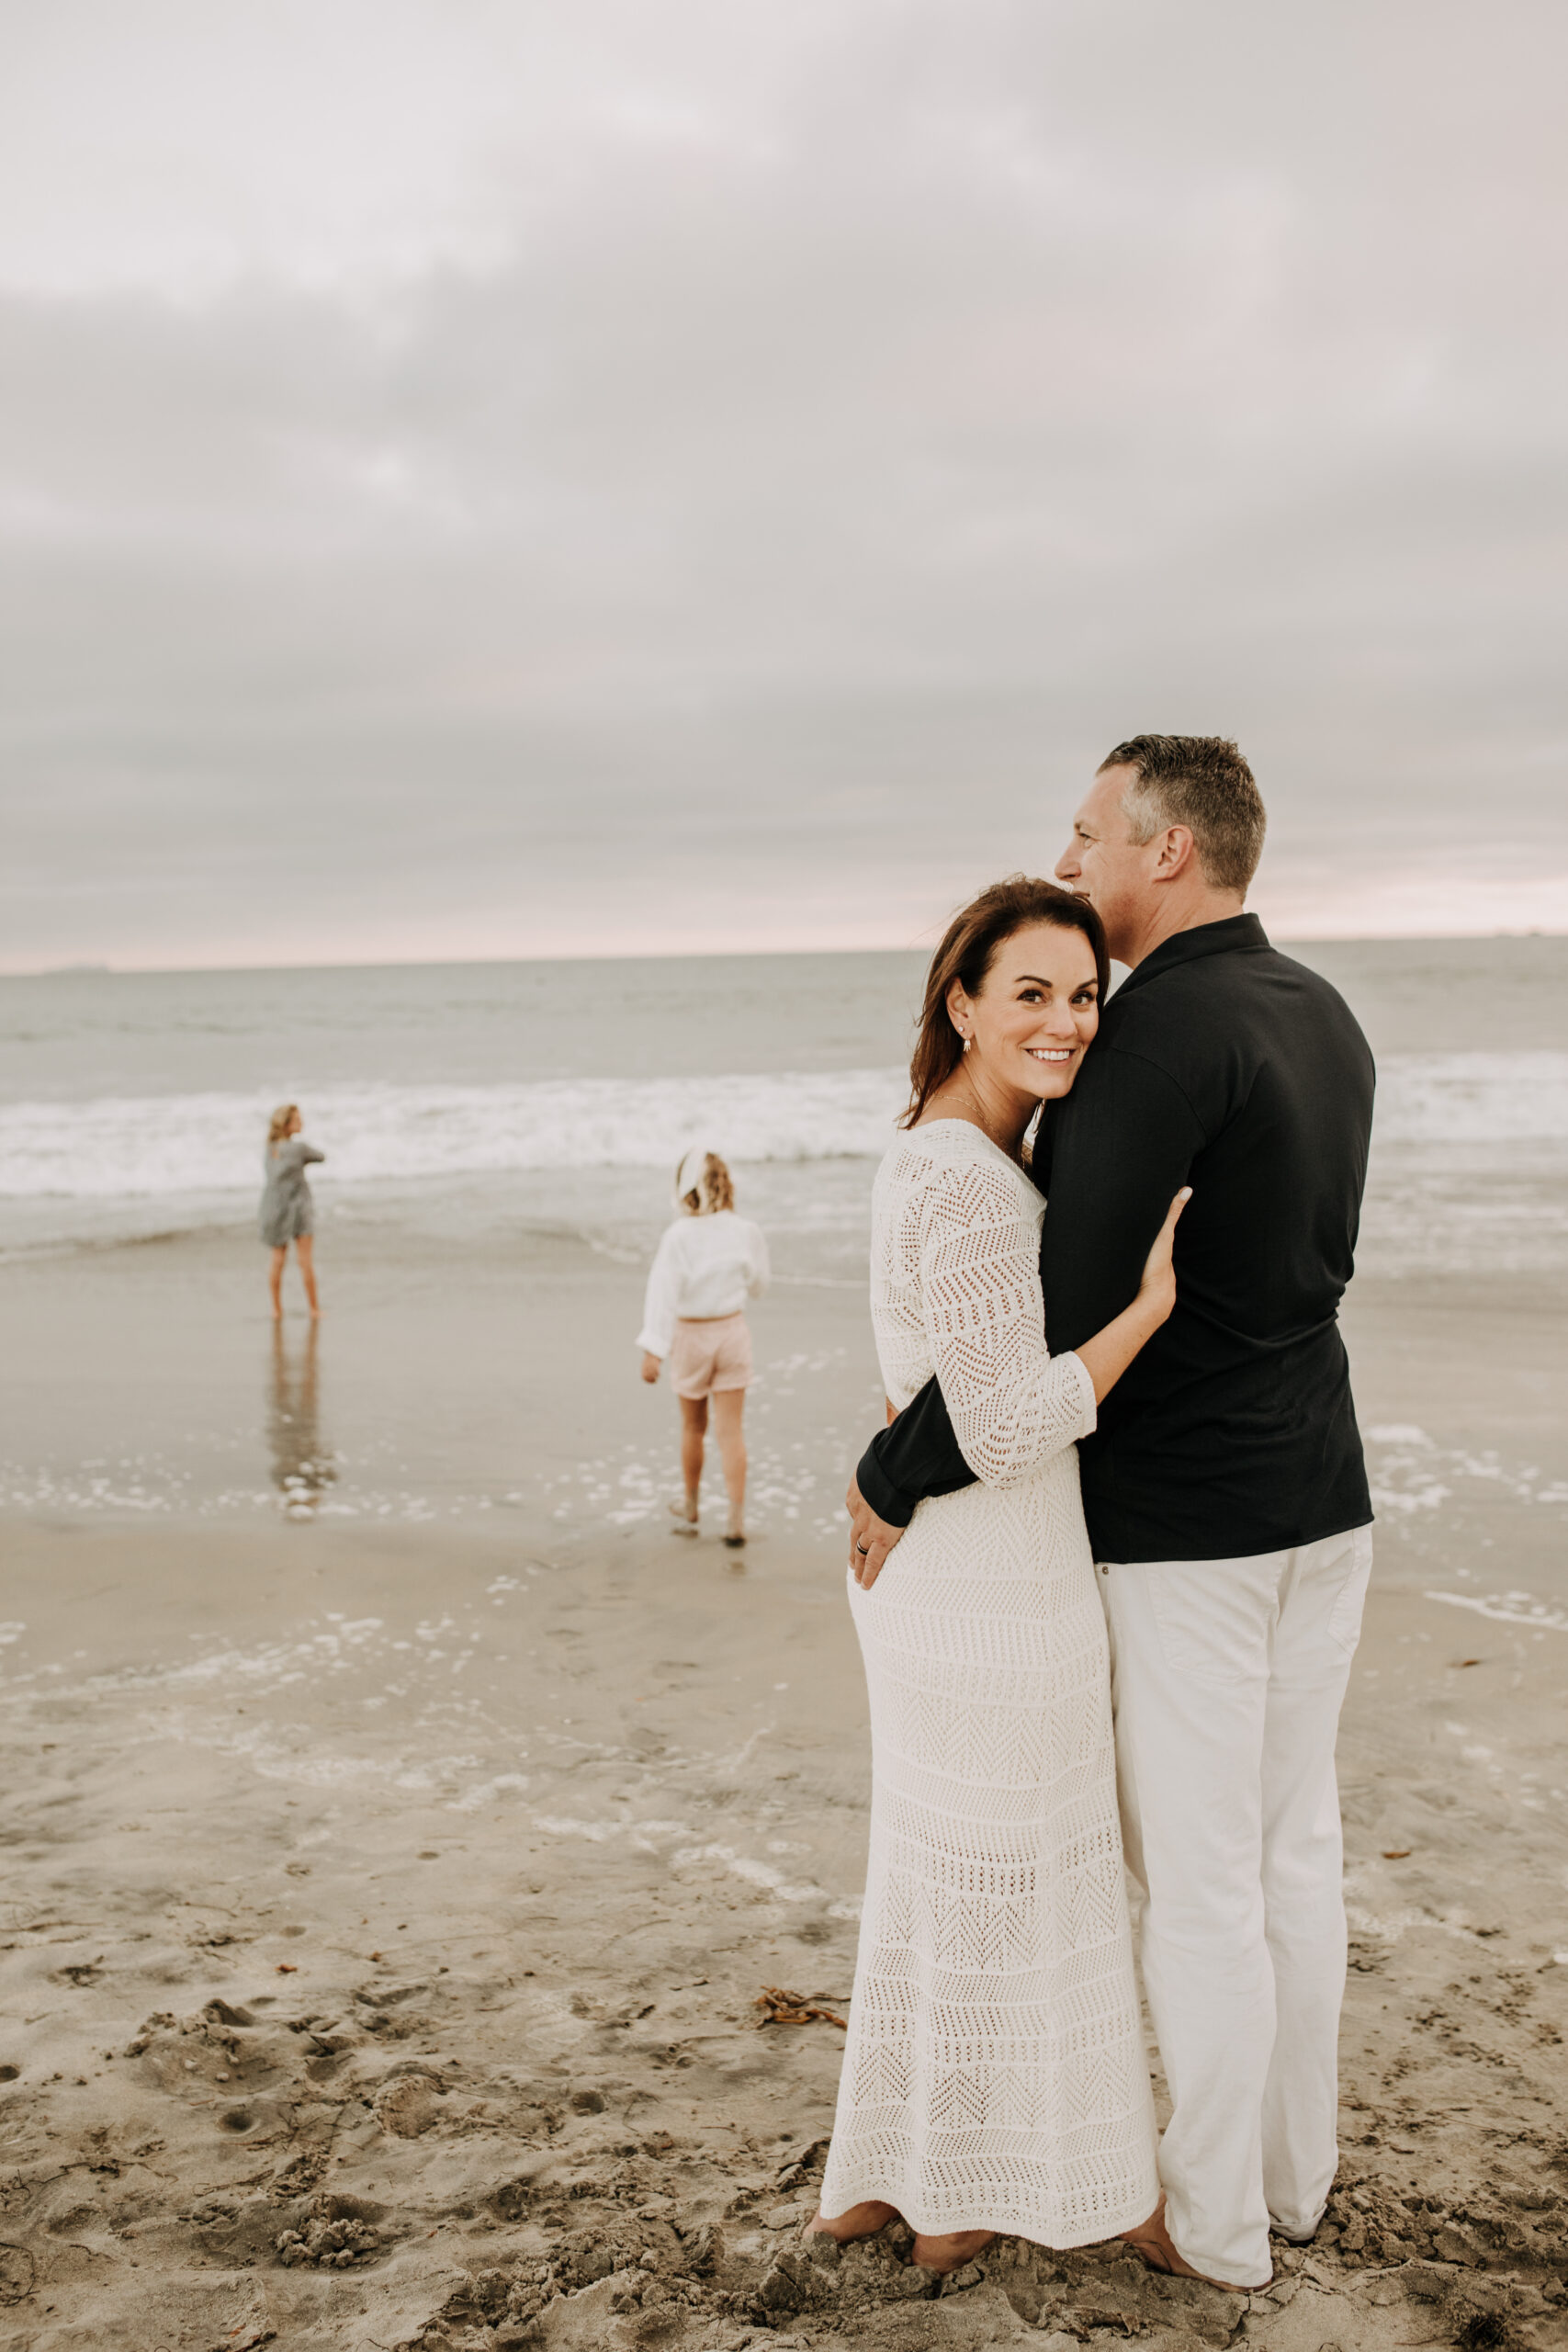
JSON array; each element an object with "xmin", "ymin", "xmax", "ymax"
[{"xmin": 1098, "ymin": 1526, "xmax": 1372, "ymax": 2289}]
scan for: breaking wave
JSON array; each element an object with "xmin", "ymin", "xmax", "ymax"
[{"xmin": 2, "ymin": 1051, "xmax": 1566, "ymax": 1202}]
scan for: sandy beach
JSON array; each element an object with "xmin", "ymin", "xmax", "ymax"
[
  {"xmin": 5, "ymin": 0, "xmax": 1565, "ymax": 2325},
  {"xmin": 2, "ymin": 1201, "xmax": 1566, "ymax": 2352}
]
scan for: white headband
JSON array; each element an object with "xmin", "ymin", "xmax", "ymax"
[{"xmin": 674, "ymin": 1146, "xmax": 716, "ymax": 1207}]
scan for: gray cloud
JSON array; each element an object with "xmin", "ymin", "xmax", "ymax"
[{"xmin": 3, "ymin": 0, "xmax": 1565, "ymax": 967}]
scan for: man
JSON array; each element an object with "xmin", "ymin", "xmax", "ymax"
[{"xmin": 848, "ymin": 736, "xmax": 1375, "ymax": 2291}]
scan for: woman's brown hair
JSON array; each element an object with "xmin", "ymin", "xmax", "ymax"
[{"xmin": 901, "ymin": 877, "xmax": 1110, "ymax": 1128}]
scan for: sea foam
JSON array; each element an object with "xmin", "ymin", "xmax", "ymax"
[
  {"xmin": 0, "ymin": 1069, "xmax": 908, "ymax": 1199},
  {"xmin": 2, "ymin": 1050, "xmax": 1566, "ymax": 1201}
]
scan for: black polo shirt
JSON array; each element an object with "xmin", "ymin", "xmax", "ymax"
[{"xmin": 857, "ymin": 913, "xmax": 1375, "ymax": 1563}]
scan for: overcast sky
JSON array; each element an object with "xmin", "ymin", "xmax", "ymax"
[{"xmin": 4, "ymin": 0, "xmax": 1565, "ymax": 971}]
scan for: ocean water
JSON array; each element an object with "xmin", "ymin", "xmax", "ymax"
[
  {"xmin": 3, "ymin": 937, "xmax": 1567, "ymax": 1275},
  {"xmin": 5, "ymin": 941, "xmax": 1567, "ymax": 1611}
]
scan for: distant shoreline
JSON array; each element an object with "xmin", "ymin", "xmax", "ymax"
[{"xmin": 6, "ymin": 928, "xmax": 1567, "ymax": 984}]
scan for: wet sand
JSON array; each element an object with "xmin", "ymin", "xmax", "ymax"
[{"xmin": 1, "ymin": 1223, "xmax": 1566, "ymax": 2350}]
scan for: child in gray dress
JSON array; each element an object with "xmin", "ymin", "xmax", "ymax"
[{"xmin": 260, "ymin": 1103, "xmax": 324, "ymax": 1319}]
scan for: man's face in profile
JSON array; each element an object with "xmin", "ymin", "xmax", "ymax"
[{"xmin": 1055, "ymin": 764, "xmax": 1147, "ymax": 962}]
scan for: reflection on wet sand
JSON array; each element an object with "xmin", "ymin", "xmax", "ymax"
[{"xmin": 267, "ymin": 1322, "xmax": 336, "ymax": 1517}]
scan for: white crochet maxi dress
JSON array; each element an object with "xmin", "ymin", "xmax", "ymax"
[{"xmin": 819, "ymin": 1121, "xmax": 1157, "ymax": 2246}]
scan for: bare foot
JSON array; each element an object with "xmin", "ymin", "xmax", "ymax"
[
  {"xmin": 723, "ymin": 1528, "xmax": 746, "ymax": 1549},
  {"xmin": 808, "ymin": 2200, "xmax": 898, "ymax": 2245},
  {"xmin": 1120, "ymin": 2198, "xmax": 1266, "ymax": 2293},
  {"xmin": 910, "ymin": 2228, "xmax": 994, "ymax": 2275},
  {"xmin": 1121, "ymin": 2195, "xmax": 1169, "ymax": 2263},
  {"xmin": 668, "ymin": 1500, "xmax": 698, "ymax": 1537}
]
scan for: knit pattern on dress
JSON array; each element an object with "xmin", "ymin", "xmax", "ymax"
[{"xmin": 818, "ymin": 1122, "xmax": 1158, "ymax": 2247}]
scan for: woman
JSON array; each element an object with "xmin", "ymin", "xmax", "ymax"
[
  {"xmin": 637, "ymin": 1148, "xmax": 769, "ymax": 1548},
  {"xmin": 260, "ymin": 1103, "xmax": 324, "ymax": 1320},
  {"xmin": 813, "ymin": 877, "xmax": 1187, "ymax": 2273}
]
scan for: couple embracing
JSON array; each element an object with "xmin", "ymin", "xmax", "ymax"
[{"xmin": 815, "ymin": 735, "xmax": 1375, "ymax": 2294}]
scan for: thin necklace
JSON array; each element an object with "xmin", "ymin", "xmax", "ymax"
[{"xmin": 946, "ymin": 1070, "xmax": 1027, "ymax": 1166}]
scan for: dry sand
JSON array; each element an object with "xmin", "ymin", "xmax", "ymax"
[{"xmin": 1, "ymin": 1225, "xmax": 1565, "ymax": 2352}]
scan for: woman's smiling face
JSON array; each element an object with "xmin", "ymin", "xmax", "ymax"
[{"xmin": 949, "ymin": 921, "xmax": 1101, "ymax": 1104}]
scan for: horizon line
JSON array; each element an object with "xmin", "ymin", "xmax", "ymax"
[{"xmin": 6, "ymin": 925, "xmax": 1566, "ymax": 982}]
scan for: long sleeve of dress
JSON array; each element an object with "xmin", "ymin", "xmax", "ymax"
[
  {"xmin": 274, "ymin": 1139, "xmax": 323, "ymax": 1174},
  {"xmin": 637, "ymin": 1227, "xmax": 682, "ymax": 1358},
  {"xmin": 917, "ymin": 1152, "xmax": 1095, "ymax": 1487}
]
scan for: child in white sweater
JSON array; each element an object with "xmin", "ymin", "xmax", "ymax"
[{"xmin": 637, "ymin": 1148, "xmax": 770, "ymax": 1547}]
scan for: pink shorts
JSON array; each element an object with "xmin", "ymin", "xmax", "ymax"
[{"xmin": 669, "ymin": 1313, "xmax": 753, "ymax": 1400}]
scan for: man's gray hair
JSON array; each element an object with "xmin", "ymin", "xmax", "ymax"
[{"xmin": 1100, "ymin": 734, "xmax": 1267, "ymax": 895}]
